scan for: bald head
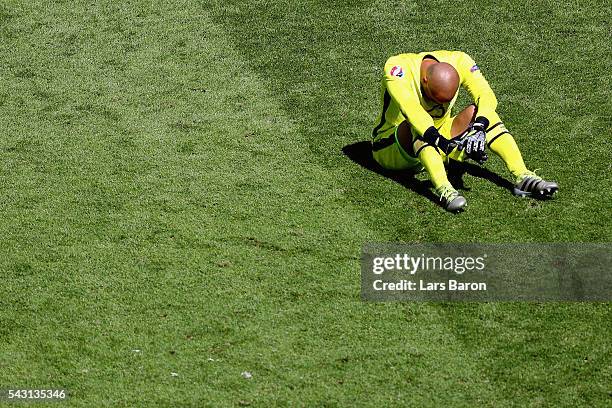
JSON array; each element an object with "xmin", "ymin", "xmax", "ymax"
[{"xmin": 422, "ymin": 62, "xmax": 459, "ymax": 103}]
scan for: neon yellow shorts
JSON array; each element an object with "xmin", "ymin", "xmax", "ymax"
[{"xmin": 372, "ymin": 117, "xmax": 458, "ymax": 171}]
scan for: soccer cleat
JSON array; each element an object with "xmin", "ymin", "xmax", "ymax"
[
  {"xmin": 436, "ymin": 185, "xmax": 467, "ymax": 212},
  {"xmin": 513, "ymin": 171, "xmax": 558, "ymax": 198}
]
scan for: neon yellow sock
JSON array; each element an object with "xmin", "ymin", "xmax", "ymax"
[
  {"xmin": 488, "ymin": 132, "xmax": 528, "ymax": 179},
  {"xmin": 418, "ymin": 146, "xmax": 451, "ymax": 190},
  {"xmin": 481, "ymin": 113, "xmax": 529, "ymax": 179}
]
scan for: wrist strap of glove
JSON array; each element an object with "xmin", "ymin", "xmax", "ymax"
[
  {"xmin": 473, "ymin": 116, "xmax": 489, "ymax": 131},
  {"xmin": 421, "ymin": 126, "xmax": 455, "ymax": 154}
]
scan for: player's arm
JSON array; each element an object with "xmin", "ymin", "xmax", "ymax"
[
  {"xmin": 383, "ymin": 59, "xmax": 456, "ymax": 153},
  {"xmin": 456, "ymin": 52, "xmax": 498, "ymax": 129}
]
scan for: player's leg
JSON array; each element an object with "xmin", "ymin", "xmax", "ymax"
[
  {"xmin": 450, "ymin": 104, "xmax": 476, "ymax": 138},
  {"xmin": 443, "ymin": 104, "xmax": 477, "ymax": 162},
  {"xmin": 481, "ymin": 111, "xmax": 558, "ymax": 197},
  {"xmin": 372, "ymin": 126, "xmax": 423, "ymax": 171},
  {"xmin": 396, "ymin": 121, "xmax": 466, "ymax": 212},
  {"xmin": 395, "ymin": 121, "xmax": 447, "ymax": 188},
  {"xmin": 481, "ymin": 111, "xmax": 528, "ymax": 176}
]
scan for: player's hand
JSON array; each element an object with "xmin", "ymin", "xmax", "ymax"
[{"xmin": 457, "ymin": 120, "xmax": 488, "ymax": 165}]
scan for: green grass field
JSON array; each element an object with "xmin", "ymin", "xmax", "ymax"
[{"xmin": 0, "ymin": 0, "xmax": 610, "ymax": 406}]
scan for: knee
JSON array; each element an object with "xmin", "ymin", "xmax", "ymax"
[
  {"xmin": 396, "ymin": 121, "xmax": 413, "ymax": 148},
  {"xmin": 414, "ymin": 141, "xmax": 440, "ymax": 157},
  {"xmin": 466, "ymin": 104, "xmax": 477, "ymax": 119},
  {"xmin": 413, "ymin": 138, "xmax": 427, "ymax": 154}
]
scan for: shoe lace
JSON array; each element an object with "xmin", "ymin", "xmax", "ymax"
[
  {"xmin": 437, "ymin": 185, "xmax": 458, "ymax": 202},
  {"xmin": 517, "ymin": 169, "xmax": 542, "ymax": 183}
]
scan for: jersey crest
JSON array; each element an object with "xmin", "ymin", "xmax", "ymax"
[{"xmin": 389, "ymin": 65, "xmax": 405, "ymax": 78}]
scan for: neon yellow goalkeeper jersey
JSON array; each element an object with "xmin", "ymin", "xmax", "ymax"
[{"xmin": 373, "ymin": 50, "xmax": 498, "ymax": 139}]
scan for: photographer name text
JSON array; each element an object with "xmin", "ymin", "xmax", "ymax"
[{"xmin": 373, "ymin": 279, "xmax": 487, "ymax": 291}]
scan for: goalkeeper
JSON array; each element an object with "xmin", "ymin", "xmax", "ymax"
[{"xmin": 371, "ymin": 51, "xmax": 558, "ymax": 211}]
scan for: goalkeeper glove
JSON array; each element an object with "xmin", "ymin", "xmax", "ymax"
[
  {"xmin": 457, "ymin": 117, "xmax": 488, "ymax": 165},
  {"xmin": 420, "ymin": 127, "xmax": 458, "ymax": 155}
]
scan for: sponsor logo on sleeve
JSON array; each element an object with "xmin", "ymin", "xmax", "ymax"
[
  {"xmin": 390, "ymin": 65, "xmax": 405, "ymax": 78},
  {"xmin": 470, "ymin": 64, "xmax": 480, "ymax": 72}
]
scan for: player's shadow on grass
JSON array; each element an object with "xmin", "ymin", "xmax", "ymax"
[{"xmin": 342, "ymin": 141, "xmax": 514, "ymax": 202}]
